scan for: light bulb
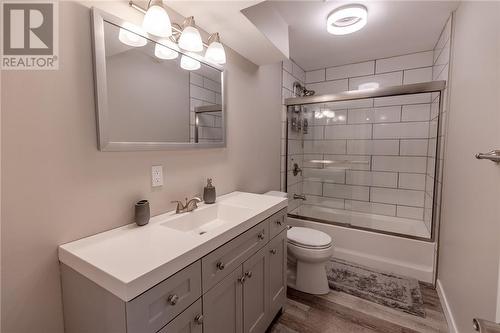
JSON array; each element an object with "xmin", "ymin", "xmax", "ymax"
[
  {"xmin": 142, "ymin": 2, "xmax": 172, "ymax": 37},
  {"xmin": 154, "ymin": 39, "xmax": 179, "ymax": 60},
  {"xmin": 180, "ymin": 55, "xmax": 201, "ymax": 71},
  {"xmin": 205, "ymin": 33, "xmax": 226, "ymax": 64},
  {"xmin": 118, "ymin": 23, "xmax": 147, "ymax": 47},
  {"xmin": 178, "ymin": 17, "xmax": 203, "ymax": 52}
]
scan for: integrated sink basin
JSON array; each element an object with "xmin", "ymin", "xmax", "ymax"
[
  {"xmin": 161, "ymin": 202, "xmax": 254, "ymax": 235},
  {"xmin": 58, "ymin": 191, "xmax": 288, "ymax": 301}
]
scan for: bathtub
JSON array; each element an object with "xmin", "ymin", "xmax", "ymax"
[
  {"xmin": 287, "ymin": 209, "xmax": 436, "ymax": 283},
  {"xmin": 290, "ymin": 204, "xmax": 431, "ymax": 239}
]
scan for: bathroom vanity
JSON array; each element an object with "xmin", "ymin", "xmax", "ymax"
[{"xmin": 59, "ymin": 192, "xmax": 288, "ymax": 333}]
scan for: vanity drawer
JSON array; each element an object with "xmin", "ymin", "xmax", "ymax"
[
  {"xmin": 269, "ymin": 208, "xmax": 287, "ymax": 239},
  {"xmin": 202, "ymin": 221, "xmax": 268, "ymax": 291},
  {"xmin": 126, "ymin": 261, "xmax": 202, "ymax": 333},
  {"xmin": 157, "ymin": 299, "xmax": 203, "ymax": 333}
]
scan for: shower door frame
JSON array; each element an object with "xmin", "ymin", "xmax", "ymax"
[{"xmin": 284, "ymin": 81, "xmax": 446, "ymax": 242}]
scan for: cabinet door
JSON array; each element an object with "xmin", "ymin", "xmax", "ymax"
[
  {"xmin": 242, "ymin": 246, "xmax": 269, "ymax": 333},
  {"xmin": 203, "ymin": 267, "xmax": 243, "ymax": 333},
  {"xmin": 268, "ymin": 230, "xmax": 287, "ymax": 317},
  {"xmin": 157, "ymin": 299, "xmax": 203, "ymax": 333}
]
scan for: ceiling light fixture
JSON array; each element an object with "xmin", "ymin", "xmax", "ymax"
[
  {"xmin": 154, "ymin": 38, "xmax": 179, "ymax": 60},
  {"xmin": 327, "ymin": 4, "xmax": 368, "ymax": 35},
  {"xmin": 205, "ymin": 33, "xmax": 226, "ymax": 65},
  {"xmin": 180, "ymin": 54, "xmax": 201, "ymax": 71},
  {"xmin": 178, "ymin": 16, "xmax": 203, "ymax": 52},
  {"xmin": 118, "ymin": 22, "xmax": 147, "ymax": 47},
  {"xmin": 142, "ymin": 0, "xmax": 172, "ymax": 37}
]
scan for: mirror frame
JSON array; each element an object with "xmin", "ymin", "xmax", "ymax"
[{"xmin": 91, "ymin": 7, "xmax": 226, "ymax": 151}]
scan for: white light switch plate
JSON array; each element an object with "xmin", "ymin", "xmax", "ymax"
[{"xmin": 151, "ymin": 165, "xmax": 163, "ymax": 187}]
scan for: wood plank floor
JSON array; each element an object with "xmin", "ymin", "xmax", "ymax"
[{"xmin": 267, "ymin": 284, "xmax": 448, "ymax": 333}]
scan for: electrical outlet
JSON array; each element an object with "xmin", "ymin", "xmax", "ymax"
[{"xmin": 151, "ymin": 165, "xmax": 163, "ymax": 187}]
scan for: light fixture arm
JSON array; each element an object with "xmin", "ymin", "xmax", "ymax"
[{"xmin": 129, "ymin": 0, "xmax": 214, "ymax": 48}]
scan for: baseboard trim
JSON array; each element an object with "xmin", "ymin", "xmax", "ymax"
[{"xmin": 436, "ymin": 279, "xmax": 459, "ymax": 333}]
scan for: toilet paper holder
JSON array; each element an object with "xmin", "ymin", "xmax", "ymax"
[{"xmin": 473, "ymin": 318, "xmax": 500, "ymax": 333}]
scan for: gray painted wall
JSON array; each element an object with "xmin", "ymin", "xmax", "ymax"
[
  {"xmin": 438, "ymin": 2, "xmax": 500, "ymax": 332},
  {"xmin": 0, "ymin": 1, "xmax": 282, "ymax": 332}
]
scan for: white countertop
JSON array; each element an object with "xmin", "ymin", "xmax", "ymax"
[{"xmin": 58, "ymin": 191, "xmax": 287, "ymax": 301}]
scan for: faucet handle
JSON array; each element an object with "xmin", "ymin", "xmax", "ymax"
[{"xmin": 171, "ymin": 200, "xmax": 185, "ymax": 213}]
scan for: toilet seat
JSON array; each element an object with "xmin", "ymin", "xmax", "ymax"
[{"xmin": 287, "ymin": 227, "xmax": 332, "ymax": 250}]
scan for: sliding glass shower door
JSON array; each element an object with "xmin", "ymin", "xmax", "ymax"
[{"xmin": 286, "ymin": 89, "xmax": 442, "ymax": 240}]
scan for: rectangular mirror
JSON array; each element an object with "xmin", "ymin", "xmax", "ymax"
[{"xmin": 91, "ymin": 8, "xmax": 225, "ymax": 151}]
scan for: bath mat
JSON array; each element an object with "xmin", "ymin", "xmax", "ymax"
[{"xmin": 326, "ymin": 258, "xmax": 426, "ymax": 318}]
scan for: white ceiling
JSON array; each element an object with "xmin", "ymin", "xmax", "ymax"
[
  {"xmin": 144, "ymin": 1, "xmax": 459, "ymax": 69},
  {"xmin": 268, "ymin": 0, "xmax": 459, "ymax": 70}
]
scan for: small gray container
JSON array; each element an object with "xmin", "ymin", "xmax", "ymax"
[{"xmin": 135, "ymin": 200, "xmax": 150, "ymax": 226}]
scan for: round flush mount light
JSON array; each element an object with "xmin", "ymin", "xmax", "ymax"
[{"xmin": 327, "ymin": 4, "xmax": 368, "ymax": 35}]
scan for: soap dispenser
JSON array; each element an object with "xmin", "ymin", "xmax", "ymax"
[{"xmin": 203, "ymin": 178, "xmax": 216, "ymax": 204}]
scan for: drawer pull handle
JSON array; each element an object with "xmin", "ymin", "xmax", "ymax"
[
  {"xmin": 167, "ymin": 294, "xmax": 179, "ymax": 305},
  {"xmin": 194, "ymin": 314, "xmax": 204, "ymax": 325},
  {"xmin": 258, "ymin": 232, "xmax": 265, "ymax": 240},
  {"xmin": 270, "ymin": 249, "xmax": 277, "ymax": 255},
  {"xmin": 276, "ymin": 220, "xmax": 282, "ymax": 226},
  {"xmin": 238, "ymin": 276, "xmax": 246, "ymax": 284},
  {"xmin": 245, "ymin": 271, "xmax": 253, "ymax": 278},
  {"xmin": 216, "ymin": 261, "xmax": 225, "ymax": 270}
]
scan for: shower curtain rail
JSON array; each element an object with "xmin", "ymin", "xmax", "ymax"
[{"xmin": 285, "ymin": 80, "xmax": 446, "ymax": 106}]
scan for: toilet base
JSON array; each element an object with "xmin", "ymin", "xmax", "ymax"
[{"xmin": 288, "ymin": 261, "xmax": 330, "ymax": 295}]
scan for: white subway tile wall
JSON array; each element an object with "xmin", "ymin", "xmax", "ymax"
[{"xmin": 281, "ymin": 45, "xmax": 450, "ymax": 235}]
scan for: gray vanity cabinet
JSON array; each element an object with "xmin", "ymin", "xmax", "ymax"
[
  {"xmin": 203, "ymin": 266, "xmax": 243, "ymax": 333},
  {"xmin": 60, "ymin": 208, "xmax": 287, "ymax": 333},
  {"xmin": 157, "ymin": 299, "xmax": 203, "ymax": 333},
  {"xmin": 268, "ymin": 229, "xmax": 287, "ymax": 317},
  {"xmin": 243, "ymin": 245, "xmax": 270, "ymax": 333}
]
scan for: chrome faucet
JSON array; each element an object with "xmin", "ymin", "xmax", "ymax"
[{"xmin": 171, "ymin": 197, "xmax": 202, "ymax": 214}]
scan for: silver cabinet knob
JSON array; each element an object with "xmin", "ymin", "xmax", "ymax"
[
  {"xmin": 167, "ymin": 294, "xmax": 179, "ymax": 305},
  {"xmin": 238, "ymin": 276, "xmax": 246, "ymax": 284},
  {"xmin": 245, "ymin": 271, "xmax": 253, "ymax": 278},
  {"xmin": 194, "ymin": 314, "xmax": 204, "ymax": 325},
  {"xmin": 258, "ymin": 232, "xmax": 265, "ymax": 240},
  {"xmin": 276, "ymin": 220, "xmax": 282, "ymax": 226},
  {"xmin": 270, "ymin": 249, "xmax": 277, "ymax": 255},
  {"xmin": 216, "ymin": 261, "xmax": 225, "ymax": 270}
]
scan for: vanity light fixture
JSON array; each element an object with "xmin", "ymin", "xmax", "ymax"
[
  {"xmin": 129, "ymin": 0, "xmax": 227, "ymax": 68},
  {"xmin": 142, "ymin": 0, "xmax": 172, "ymax": 37},
  {"xmin": 178, "ymin": 16, "xmax": 203, "ymax": 52},
  {"xmin": 205, "ymin": 33, "xmax": 226, "ymax": 65},
  {"xmin": 327, "ymin": 4, "xmax": 368, "ymax": 35},
  {"xmin": 180, "ymin": 54, "xmax": 201, "ymax": 71},
  {"xmin": 118, "ymin": 22, "xmax": 147, "ymax": 47},
  {"xmin": 154, "ymin": 38, "xmax": 179, "ymax": 60}
]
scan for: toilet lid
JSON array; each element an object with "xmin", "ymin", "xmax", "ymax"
[{"xmin": 287, "ymin": 227, "xmax": 332, "ymax": 249}]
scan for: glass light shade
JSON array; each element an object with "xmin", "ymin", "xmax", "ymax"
[
  {"xmin": 327, "ymin": 5, "xmax": 368, "ymax": 35},
  {"xmin": 180, "ymin": 55, "xmax": 201, "ymax": 71},
  {"xmin": 178, "ymin": 26, "xmax": 203, "ymax": 52},
  {"xmin": 142, "ymin": 4, "xmax": 172, "ymax": 37},
  {"xmin": 118, "ymin": 23, "xmax": 147, "ymax": 47},
  {"xmin": 154, "ymin": 40, "xmax": 179, "ymax": 60},
  {"xmin": 205, "ymin": 41, "xmax": 226, "ymax": 64}
]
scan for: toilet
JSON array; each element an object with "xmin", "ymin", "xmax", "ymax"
[
  {"xmin": 264, "ymin": 191, "xmax": 334, "ymax": 295},
  {"xmin": 287, "ymin": 226, "xmax": 334, "ymax": 295}
]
